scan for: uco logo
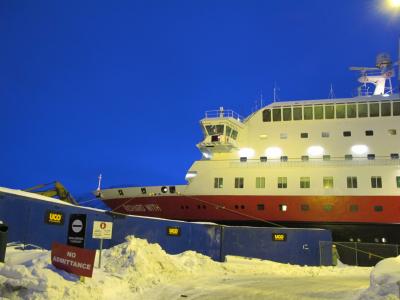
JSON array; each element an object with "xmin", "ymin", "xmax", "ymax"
[{"xmin": 45, "ymin": 210, "xmax": 64, "ymax": 225}]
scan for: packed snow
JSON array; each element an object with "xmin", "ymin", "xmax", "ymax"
[{"xmin": 0, "ymin": 236, "xmax": 398, "ymax": 300}]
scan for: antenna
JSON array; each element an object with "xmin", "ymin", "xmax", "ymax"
[
  {"xmin": 273, "ymin": 82, "xmax": 279, "ymax": 102},
  {"xmin": 328, "ymin": 83, "xmax": 335, "ymax": 99},
  {"xmin": 260, "ymin": 90, "xmax": 263, "ymax": 108},
  {"xmin": 96, "ymin": 174, "xmax": 102, "ymax": 197}
]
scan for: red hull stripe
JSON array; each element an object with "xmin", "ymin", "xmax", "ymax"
[{"xmin": 102, "ymin": 195, "xmax": 400, "ymax": 224}]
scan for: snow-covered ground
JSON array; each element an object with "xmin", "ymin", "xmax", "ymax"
[{"xmin": 0, "ymin": 236, "xmax": 398, "ymax": 300}]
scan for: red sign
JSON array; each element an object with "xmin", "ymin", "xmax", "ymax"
[{"xmin": 51, "ymin": 242, "xmax": 96, "ymax": 278}]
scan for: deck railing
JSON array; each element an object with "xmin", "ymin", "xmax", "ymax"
[{"xmin": 204, "ymin": 109, "xmax": 243, "ymax": 122}]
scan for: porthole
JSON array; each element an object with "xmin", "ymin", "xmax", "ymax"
[{"xmin": 161, "ymin": 186, "xmax": 168, "ymax": 193}]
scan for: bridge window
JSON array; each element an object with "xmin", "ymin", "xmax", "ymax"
[
  {"xmin": 226, "ymin": 126, "xmax": 232, "ymax": 137},
  {"xmin": 283, "ymin": 107, "xmax": 292, "ymax": 121},
  {"xmin": 256, "ymin": 177, "xmax": 265, "ymax": 188},
  {"xmin": 325, "ymin": 105, "xmax": 334, "ymax": 119},
  {"xmin": 336, "ymin": 104, "xmax": 345, "ymax": 119},
  {"xmin": 371, "ymin": 176, "xmax": 382, "ymax": 188},
  {"xmin": 393, "ymin": 102, "xmax": 400, "ymax": 116},
  {"xmin": 300, "ymin": 177, "xmax": 310, "ymax": 188},
  {"xmin": 231, "ymin": 130, "xmax": 238, "ymax": 140},
  {"xmin": 214, "ymin": 177, "xmax": 223, "ymax": 188},
  {"xmin": 347, "ymin": 176, "xmax": 357, "ymax": 188},
  {"xmin": 314, "ymin": 105, "xmax": 324, "ymax": 119},
  {"xmin": 273, "ymin": 108, "xmax": 282, "ymax": 121},
  {"xmin": 358, "ymin": 103, "xmax": 368, "ymax": 117},
  {"xmin": 323, "ymin": 177, "xmax": 334, "ymax": 189},
  {"xmin": 381, "ymin": 102, "xmax": 391, "ymax": 116},
  {"xmin": 304, "ymin": 106, "xmax": 313, "ymax": 120},
  {"xmin": 369, "ymin": 103, "xmax": 379, "ymax": 117},
  {"xmin": 263, "ymin": 109, "xmax": 271, "ymax": 122},
  {"xmin": 205, "ymin": 125, "xmax": 224, "ymax": 135},
  {"xmin": 234, "ymin": 177, "xmax": 244, "ymax": 189},
  {"xmin": 347, "ymin": 103, "xmax": 357, "ymax": 118},
  {"xmin": 293, "ymin": 106, "xmax": 302, "ymax": 120}
]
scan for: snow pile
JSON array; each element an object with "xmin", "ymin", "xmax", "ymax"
[
  {"xmin": 358, "ymin": 256, "xmax": 400, "ymax": 300},
  {"xmin": 0, "ymin": 236, "xmax": 373, "ymax": 300}
]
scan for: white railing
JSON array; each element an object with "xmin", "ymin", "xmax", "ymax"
[{"xmin": 204, "ymin": 109, "xmax": 243, "ymax": 122}]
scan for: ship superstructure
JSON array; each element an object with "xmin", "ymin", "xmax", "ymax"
[{"xmin": 99, "ymin": 52, "xmax": 400, "ymax": 244}]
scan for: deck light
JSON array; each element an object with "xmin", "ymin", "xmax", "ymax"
[
  {"xmin": 351, "ymin": 145, "xmax": 368, "ymax": 156},
  {"xmin": 265, "ymin": 147, "xmax": 283, "ymax": 159},
  {"xmin": 307, "ymin": 146, "xmax": 324, "ymax": 157},
  {"xmin": 238, "ymin": 148, "xmax": 255, "ymax": 158}
]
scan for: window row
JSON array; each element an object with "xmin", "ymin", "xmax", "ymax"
[
  {"xmin": 280, "ymin": 129, "xmax": 397, "ymax": 139},
  {"xmin": 214, "ymin": 175, "xmax": 396, "ymax": 189},
  {"xmin": 263, "ymin": 101, "xmax": 400, "ymax": 122},
  {"xmin": 203, "ymin": 124, "xmax": 238, "ymax": 140},
  {"xmin": 239, "ymin": 153, "xmax": 400, "ymax": 162}
]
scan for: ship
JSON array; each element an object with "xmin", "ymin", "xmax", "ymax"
[{"xmin": 98, "ymin": 52, "xmax": 400, "ymax": 245}]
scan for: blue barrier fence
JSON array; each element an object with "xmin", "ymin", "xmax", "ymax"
[{"xmin": 0, "ymin": 188, "xmax": 331, "ymax": 266}]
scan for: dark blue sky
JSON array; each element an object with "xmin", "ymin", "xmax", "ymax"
[{"xmin": 1, "ymin": 0, "xmax": 399, "ymax": 199}]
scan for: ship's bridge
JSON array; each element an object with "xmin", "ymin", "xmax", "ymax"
[{"xmin": 197, "ymin": 107, "xmax": 245, "ymax": 155}]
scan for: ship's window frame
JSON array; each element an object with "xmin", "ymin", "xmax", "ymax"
[
  {"xmin": 393, "ymin": 102, "xmax": 400, "ymax": 116},
  {"xmin": 321, "ymin": 131, "xmax": 330, "ymax": 138},
  {"xmin": 314, "ymin": 105, "xmax": 324, "ymax": 120},
  {"xmin": 347, "ymin": 103, "xmax": 357, "ymax": 118},
  {"xmin": 374, "ymin": 205, "xmax": 383, "ymax": 212},
  {"xmin": 280, "ymin": 156, "xmax": 288, "ymax": 162},
  {"xmin": 347, "ymin": 176, "xmax": 358, "ymax": 188},
  {"xmin": 391, "ymin": 153, "xmax": 399, "ymax": 160},
  {"xmin": 279, "ymin": 204, "xmax": 287, "ymax": 211},
  {"xmin": 369, "ymin": 103, "xmax": 380, "ymax": 117},
  {"xmin": 345, "ymin": 154, "xmax": 353, "ymax": 160},
  {"xmin": 388, "ymin": 129, "xmax": 397, "ymax": 135},
  {"xmin": 300, "ymin": 177, "xmax": 310, "ymax": 189},
  {"xmin": 381, "ymin": 102, "xmax": 391, "ymax": 116},
  {"xmin": 301, "ymin": 204, "xmax": 310, "ymax": 211},
  {"xmin": 226, "ymin": 126, "xmax": 232, "ymax": 137},
  {"xmin": 240, "ymin": 157, "xmax": 247, "ymax": 162},
  {"xmin": 350, "ymin": 204, "xmax": 358, "ymax": 212},
  {"xmin": 325, "ymin": 104, "xmax": 334, "ymax": 119},
  {"xmin": 303, "ymin": 106, "xmax": 313, "ymax": 120},
  {"xmin": 300, "ymin": 132, "xmax": 308, "ymax": 138},
  {"xmin": 367, "ymin": 154, "xmax": 375, "ymax": 160},
  {"xmin": 118, "ymin": 189, "xmax": 124, "ymax": 196},
  {"xmin": 323, "ymin": 204, "xmax": 333, "ymax": 212},
  {"xmin": 231, "ymin": 130, "xmax": 238, "ymax": 140},
  {"xmin": 365, "ymin": 130, "xmax": 374, "ymax": 136},
  {"xmin": 282, "ymin": 107, "xmax": 292, "ymax": 121},
  {"xmin": 336, "ymin": 104, "xmax": 346, "ymax": 119},
  {"xmin": 343, "ymin": 131, "xmax": 351, "ymax": 137},
  {"xmin": 371, "ymin": 176, "xmax": 382, "ymax": 188},
  {"xmin": 257, "ymin": 204, "xmax": 265, "ymax": 211},
  {"xmin": 263, "ymin": 109, "xmax": 272, "ymax": 122},
  {"xmin": 205, "ymin": 124, "xmax": 224, "ymax": 136},
  {"xmin": 256, "ymin": 177, "xmax": 265, "ymax": 189},
  {"xmin": 260, "ymin": 156, "xmax": 267, "ymax": 162},
  {"xmin": 301, "ymin": 155, "xmax": 309, "ymax": 161},
  {"xmin": 396, "ymin": 176, "xmax": 400, "ymax": 188},
  {"xmin": 234, "ymin": 177, "xmax": 244, "ymax": 189},
  {"xmin": 358, "ymin": 103, "xmax": 368, "ymax": 118},
  {"xmin": 277, "ymin": 177, "xmax": 288, "ymax": 189},
  {"xmin": 293, "ymin": 106, "xmax": 303, "ymax": 120},
  {"xmin": 323, "ymin": 155, "xmax": 331, "ymax": 161},
  {"xmin": 323, "ymin": 176, "xmax": 334, "ymax": 189},
  {"xmin": 214, "ymin": 177, "xmax": 223, "ymax": 189},
  {"xmin": 273, "ymin": 108, "xmax": 282, "ymax": 122}
]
